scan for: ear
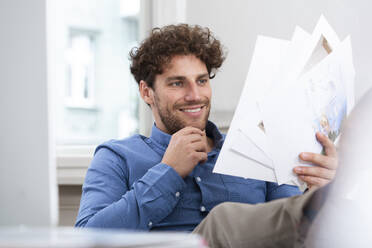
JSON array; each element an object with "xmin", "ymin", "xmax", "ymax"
[{"xmin": 139, "ymin": 80, "xmax": 154, "ymax": 106}]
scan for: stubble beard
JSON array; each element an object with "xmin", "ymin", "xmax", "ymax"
[{"xmin": 154, "ymin": 94, "xmax": 210, "ymax": 134}]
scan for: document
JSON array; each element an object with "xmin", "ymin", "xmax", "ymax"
[
  {"xmin": 213, "ymin": 35, "xmax": 291, "ymax": 183},
  {"xmin": 213, "ymin": 16, "xmax": 355, "ymax": 188}
]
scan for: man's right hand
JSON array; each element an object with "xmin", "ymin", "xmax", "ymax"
[{"xmin": 162, "ymin": 127, "xmax": 208, "ymax": 178}]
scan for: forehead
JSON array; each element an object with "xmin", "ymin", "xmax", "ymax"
[{"xmin": 161, "ymin": 55, "xmax": 208, "ymax": 77}]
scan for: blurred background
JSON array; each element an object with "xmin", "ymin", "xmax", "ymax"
[{"xmin": 0, "ymin": 0, "xmax": 371, "ymax": 228}]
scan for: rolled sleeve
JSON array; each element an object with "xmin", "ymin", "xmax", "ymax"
[
  {"xmin": 140, "ymin": 163, "xmax": 186, "ymax": 195},
  {"xmin": 76, "ymin": 149, "xmax": 186, "ymax": 230},
  {"xmin": 134, "ymin": 163, "xmax": 186, "ymax": 225}
]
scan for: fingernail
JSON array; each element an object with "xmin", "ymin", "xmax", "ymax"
[
  {"xmin": 300, "ymin": 152, "xmax": 309, "ymax": 159},
  {"xmin": 294, "ymin": 167, "xmax": 302, "ymax": 173},
  {"xmin": 317, "ymin": 132, "xmax": 325, "ymax": 138}
]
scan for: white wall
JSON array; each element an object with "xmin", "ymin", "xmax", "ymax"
[
  {"xmin": 0, "ymin": 0, "xmax": 57, "ymax": 226},
  {"xmin": 185, "ymin": 0, "xmax": 372, "ymax": 114}
]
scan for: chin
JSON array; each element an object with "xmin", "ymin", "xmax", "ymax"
[{"xmin": 186, "ymin": 120, "xmax": 208, "ymax": 131}]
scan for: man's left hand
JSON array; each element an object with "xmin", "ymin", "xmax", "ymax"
[{"xmin": 293, "ymin": 132, "xmax": 338, "ymax": 189}]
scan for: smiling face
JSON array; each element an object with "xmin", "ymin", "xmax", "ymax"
[{"xmin": 140, "ymin": 55, "xmax": 212, "ymax": 134}]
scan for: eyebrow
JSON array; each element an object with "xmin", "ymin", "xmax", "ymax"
[
  {"xmin": 166, "ymin": 76, "xmax": 186, "ymax": 82},
  {"xmin": 196, "ymin": 73, "xmax": 209, "ymax": 79},
  {"xmin": 165, "ymin": 73, "xmax": 209, "ymax": 82}
]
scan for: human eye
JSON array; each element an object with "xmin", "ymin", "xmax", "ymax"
[
  {"xmin": 198, "ymin": 78, "xmax": 208, "ymax": 85},
  {"xmin": 170, "ymin": 81, "xmax": 183, "ymax": 87}
]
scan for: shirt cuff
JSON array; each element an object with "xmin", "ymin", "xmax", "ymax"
[{"xmin": 141, "ymin": 163, "xmax": 186, "ymax": 196}]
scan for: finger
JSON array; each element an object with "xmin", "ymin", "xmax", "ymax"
[
  {"xmin": 195, "ymin": 151, "xmax": 208, "ymax": 164},
  {"xmin": 299, "ymin": 152, "xmax": 337, "ymax": 170},
  {"xmin": 191, "ymin": 140, "xmax": 207, "ymax": 152},
  {"xmin": 293, "ymin": 166, "xmax": 335, "ymax": 180},
  {"xmin": 178, "ymin": 126, "xmax": 204, "ymax": 136},
  {"xmin": 316, "ymin": 132, "xmax": 337, "ymax": 157},
  {"xmin": 298, "ymin": 175, "xmax": 329, "ymax": 187},
  {"xmin": 184, "ymin": 133, "xmax": 204, "ymax": 143}
]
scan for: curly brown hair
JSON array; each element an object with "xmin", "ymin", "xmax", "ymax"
[{"xmin": 129, "ymin": 24, "xmax": 226, "ymax": 88}]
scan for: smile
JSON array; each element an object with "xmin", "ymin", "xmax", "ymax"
[
  {"xmin": 180, "ymin": 106, "xmax": 204, "ymax": 113},
  {"xmin": 183, "ymin": 108, "xmax": 201, "ymax": 113}
]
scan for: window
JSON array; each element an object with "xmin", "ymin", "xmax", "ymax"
[
  {"xmin": 65, "ymin": 29, "xmax": 97, "ymax": 109},
  {"xmin": 53, "ymin": 0, "xmax": 141, "ymax": 146}
]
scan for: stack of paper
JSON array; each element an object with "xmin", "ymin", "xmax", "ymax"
[{"xmin": 213, "ymin": 16, "xmax": 355, "ymax": 189}]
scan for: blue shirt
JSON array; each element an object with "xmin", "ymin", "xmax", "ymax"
[{"xmin": 75, "ymin": 121, "xmax": 301, "ymax": 231}]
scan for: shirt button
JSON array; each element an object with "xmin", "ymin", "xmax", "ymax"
[
  {"xmin": 196, "ymin": 176, "xmax": 202, "ymax": 182},
  {"xmin": 148, "ymin": 221, "xmax": 153, "ymax": 227},
  {"xmin": 175, "ymin": 192, "xmax": 180, "ymax": 197},
  {"xmin": 200, "ymin": 206, "xmax": 206, "ymax": 212}
]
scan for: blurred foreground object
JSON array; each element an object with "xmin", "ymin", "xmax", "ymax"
[
  {"xmin": 0, "ymin": 227, "xmax": 206, "ymax": 248},
  {"xmin": 305, "ymin": 87, "xmax": 372, "ymax": 247}
]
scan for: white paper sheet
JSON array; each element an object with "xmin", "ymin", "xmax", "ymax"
[
  {"xmin": 230, "ymin": 129, "xmax": 273, "ymax": 169},
  {"xmin": 213, "ymin": 35, "xmax": 291, "ymax": 182},
  {"xmin": 261, "ymin": 33, "xmax": 354, "ymax": 184},
  {"xmin": 213, "ymin": 16, "xmax": 355, "ymax": 187}
]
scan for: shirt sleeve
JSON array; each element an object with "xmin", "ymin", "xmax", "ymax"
[
  {"xmin": 75, "ymin": 147, "xmax": 186, "ymax": 230},
  {"xmin": 265, "ymin": 181, "xmax": 302, "ymax": 201}
]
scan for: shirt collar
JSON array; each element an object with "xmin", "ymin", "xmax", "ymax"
[{"xmin": 149, "ymin": 121, "xmax": 224, "ymax": 150}]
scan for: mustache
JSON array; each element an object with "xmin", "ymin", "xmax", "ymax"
[{"xmin": 174, "ymin": 99, "xmax": 210, "ymax": 109}]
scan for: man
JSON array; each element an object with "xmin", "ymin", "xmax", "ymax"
[{"xmin": 75, "ymin": 24, "xmax": 337, "ymax": 231}]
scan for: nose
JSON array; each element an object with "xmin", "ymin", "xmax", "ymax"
[{"xmin": 185, "ymin": 81, "xmax": 201, "ymax": 102}]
